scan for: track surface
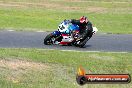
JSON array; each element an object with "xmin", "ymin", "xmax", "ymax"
[{"xmin": 0, "ymin": 30, "xmax": 132, "ymax": 52}]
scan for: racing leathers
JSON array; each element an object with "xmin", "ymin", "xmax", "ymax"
[{"xmin": 70, "ymin": 19, "xmax": 93, "ymax": 40}]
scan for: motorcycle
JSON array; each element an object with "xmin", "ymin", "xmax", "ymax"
[{"xmin": 44, "ymin": 20, "xmax": 98, "ymax": 47}]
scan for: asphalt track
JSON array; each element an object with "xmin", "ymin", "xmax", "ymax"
[{"xmin": 0, "ymin": 30, "xmax": 132, "ymax": 52}]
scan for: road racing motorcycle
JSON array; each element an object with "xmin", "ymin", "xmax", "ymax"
[{"xmin": 44, "ymin": 20, "xmax": 98, "ymax": 47}]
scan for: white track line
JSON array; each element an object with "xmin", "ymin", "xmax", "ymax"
[
  {"xmin": 36, "ymin": 31, "xmax": 45, "ymax": 33},
  {"xmin": 61, "ymin": 50, "xmax": 128, "ymax": 53},
  {"xmin": 8, "ymin": 30, "xmax": 15, "ymax": 32},
  {"xmin": 38, "ymin": 49, "xmax": 128, "ymax": 53},
  {"xmin": 6, "ymin": 30, "xmax": 46, "ymax": 33}
]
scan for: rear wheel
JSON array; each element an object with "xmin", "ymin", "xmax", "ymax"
[
  {"xmin": 79, "ymin": 43, "xmax": 86, "ymax": 48},
  {"xmin": 78, "ymin": 37, "xmax": 91, "ymax": 48},
  {"xmin": 44, "ymin": 34, "xmax": 53, "ymax": 45}
]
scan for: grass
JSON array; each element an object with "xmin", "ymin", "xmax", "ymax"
[
  {"xmin": 0, "ymin": 0, "xmax": 131, "ymax": 33},
  {"xmin": 0, "ymin": 48, "xmax": 131, "ymax": 88}
]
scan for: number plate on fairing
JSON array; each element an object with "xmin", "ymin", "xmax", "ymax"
[{"xmin": 58, "ymin": 22, "xmax": 68, "ymax": 33}]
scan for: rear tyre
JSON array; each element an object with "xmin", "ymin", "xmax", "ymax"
[
  {"xmin": 44, "ymin": 34, "xmax": 53, "ymax": 45},
  {"xmin": 78, "ymin": 37, "xmax": 91, "ymax": 48},
  {"xmin": 79, "ymin": 43, "xmax": 86, "ymax": 48}
]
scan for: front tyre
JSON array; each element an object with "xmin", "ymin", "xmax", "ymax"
[{"xmin": 44, "ymin": 34, "xmax": 53, "ymax": 45}]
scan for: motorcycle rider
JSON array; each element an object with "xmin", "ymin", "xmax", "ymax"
[
  {"xmin": 54, "ymin": 16, "xmax": 93, "ymax": 45},
  {"xmin": 70, "ymin": 16, "xmax": 93, "ymax": 40}
]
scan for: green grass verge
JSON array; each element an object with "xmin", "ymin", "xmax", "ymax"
[
  {"xmin": 0, "ymin": 48, "xmax": 131, "ymax": 88},
  {"xmin": 0, "ymin": 0, "xmax": 131, "ymax": 34}
]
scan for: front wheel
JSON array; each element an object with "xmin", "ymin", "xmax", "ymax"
[{"xmin": 44, "ymin": 34, "xmax": 53, "ymax": 45}]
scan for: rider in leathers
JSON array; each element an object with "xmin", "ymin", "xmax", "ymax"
[{"xmin": 70, "ymin": 16, "xmax": 93, "ymax": 40}]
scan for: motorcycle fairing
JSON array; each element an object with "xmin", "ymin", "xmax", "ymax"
[{"xmin": 52, "ymin": 31, "xmax": 61, "ymax": 36}]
